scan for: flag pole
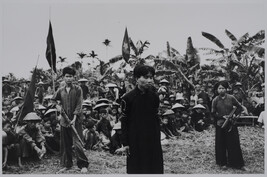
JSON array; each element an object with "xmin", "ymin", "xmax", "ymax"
[
  {"xmin": 50, "ymin": 41, "xmax": 55, "ymax": 93},
  {"xmin": 49, "ymin": 7, "xmax": 55, "ymax": 94}
]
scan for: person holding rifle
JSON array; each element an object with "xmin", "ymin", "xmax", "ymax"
[
  {"xmin": 211, "ymin": 80, "xmax": 247, "ymax": 171},
  {"xmin": 53, "ymin": 67, "xmax": 89, "ymax": 173}
]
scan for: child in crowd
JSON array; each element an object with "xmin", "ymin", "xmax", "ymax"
[
  {"xmin": 95, "ymin": 108, "xmax": 113, "ymax": 151},
  {"xmin": 160, "ymin": 110, "xmax": 177, "ymax": 139},
  {"xmin": 83, "ymin": 119, "xmax": 99, "ymax": 150},
  {"xmin": 190, "ymin": 104, "xmax": 207, "ymax": 132}
]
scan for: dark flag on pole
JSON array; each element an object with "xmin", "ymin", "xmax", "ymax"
[
  {"xmin": 46, "ymin": 21, "xmax": 57, "ymax": 73},
  {"xmin": 16, "ymin": 67, "xmax": 37, "ymax": 125},
  {"xmin": 122, "ymin": 27, "xmax": 130, "ymax": 63}
]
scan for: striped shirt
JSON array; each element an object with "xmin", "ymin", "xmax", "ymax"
[{"xmin": 53, "ymin": 84, "xmax": 83, "ymax": 127}]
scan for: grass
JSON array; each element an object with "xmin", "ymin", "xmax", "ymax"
[{"xmin": 2, "ymin": 125, "xmax": 264, "ymax": 174}]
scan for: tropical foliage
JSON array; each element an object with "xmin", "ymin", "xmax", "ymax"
[{"xmin": 200, "ymin": 30, "xmax": 265, "ymax": 90}]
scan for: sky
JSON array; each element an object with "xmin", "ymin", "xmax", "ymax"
[{"xmin": 0, "ymin": 0, "xmax": 266, "ymax": 79}]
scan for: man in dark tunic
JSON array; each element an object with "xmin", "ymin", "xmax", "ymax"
[{"xmin": 120, "ymin": 65, "xmax": 164, "ymax": 174}]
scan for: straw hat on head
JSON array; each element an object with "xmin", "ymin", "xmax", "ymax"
[
  {"xmin": 235, "ymin": 82, "xmax": 242, "ymax": 87},
  {"xmin": 96, "ymin": 98, "xmax": 110, "ymax": 105},
  {"xmin": 37, "ymin": 81, "xmax": 44, "ymax": 85},
  {"xmin": 2, "ymin": 78, "xmax": 10, "ymax": 83},
  {"xmin": 83, "ymin": 100, "xmax": 92, "ymax": 104},
  {"xmin": 171, "ymin": 103, "xmax": 185, "ymax": 110},
  {"xmin": 93, "ymin": 102, "xmax": 109, "ymax": 110},
  {"xmin": 193, "ymin": 104, "xmax": 206, "ymax": 110},
  {"xmin": 12, "ymin": 96, "xmax": 23, "ymax": 102},
  {"xmin": 78, "ymin": 78, "xmax": 88, "ymax": 82},
  {"xmin": 176, "ymin": 95, "xmax": 184, "ymax": 101},
  {"xmin": 37, "ymin": 104, "xmax": 46, "ymax": 110},
  {"xmin": 162, "ymin": 109, "xmax": 175, "ymax": 116},
  {"xmin": 163, "ymin": 100, "xmax": 170, "ymax": 106},
  {"xmin": 169, "ymin": 94, "xmax": 175, "ymax": 98},
  {"xmin": 23, "ymin": 112, "xmax": 42, "ymax": 121},
  {"xmin": 159, "ymin": 79, "xmax": 169, "ymax": 84},
  {"xmin": 105, "ymin": 83, "xmax": 117, "ymax": 88},
  {"xmin": 44, "ymin": 109, "xmax": 57, "ymax": 116},
  {"xmin": 82, "ymin": 103, "xmax": 92, "ymax": 108},
  {"xmin": 44, "ymin": 95, "xmax": 53, "ymax": 100}
]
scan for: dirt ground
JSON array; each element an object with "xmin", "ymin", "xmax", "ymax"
[{"xmin": 2, "ymin": 125, "xmax": 265, "ymax": 174}]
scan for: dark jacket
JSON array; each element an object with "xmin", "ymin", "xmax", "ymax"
[{"xmin": 120, "ymin": 87, "xmax": 163, "ymax": 174}]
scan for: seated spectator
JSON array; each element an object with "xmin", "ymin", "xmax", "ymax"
[
  {"xmin": 172, "ymin": 103, "xmax": 185, "ymax": 131},
  {"xmin": 190, "ymin": 104, "xmax": 208, "ymax": 132},
  {"xmin": 40, "ymin": 116, "xmax": 60, "ymax": 154},
  {"xmin": 160, "ymin": 110, "xmax": 177, "ymax": 139},
  {"xmin": 163, "ymin": 109, "xmax": 180, "ymax": 137},
  {"xmin": 2, "ymin": 120, "xmax": 22, "ymax": 169},
  {"xmin": 109, "ymin": 103, "xmax": 120, "ymax": 127},
  {"xmin": 110, "ymin": 121, "xmax": 123, "ymax": 154},
  {"xmin": 18, "ymin": 112, "xmax": 46, "ymax": 160},
  {"xmin": 180, "ymin": 111, "xmax": 193, "ymax": 132},
  {"xmin": 83, "ymin": 119, "xmax": 99, "ymax": 150},
  {"xmin": 95, "ymin": 108, "xmax": 113, "ymax": 151},
  {"xmin": 197, "ymin": 98, "xmax": 212, "ymax": 125}
]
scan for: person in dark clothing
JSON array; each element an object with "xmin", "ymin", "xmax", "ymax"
[
  {"xmin": 190, "ymin": 104, "xmax": 207, "ymax": 132},
  {"xmin": 2, "ymin": 79, "xmax": 13, "ymax": 98},
  {"xmin": 120, "ymin": 65, "xmax": 164, "ymax": 174},
  {"xmin": 211, "ymin": 81, "xmax": 247, "ymax": 171},
  {"xmin": 119, "ymin": 81, "xmax": 127, "ymax": 98},
  {"xmin": 78, "ymin": 78, "xmax": 89, "ymax": 100},
  {"xmin": 53, "ymin": 67, "xmax": 89, "ymax": 173},
  {"xmin": 95, "ymin": 108, "xmax": 113, "ymax": 150},
  {"xmin": 2, "ymin": 120, "xmax": 22, "ymax": 169}
]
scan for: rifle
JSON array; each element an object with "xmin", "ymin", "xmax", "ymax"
[
  {"xmin": 58, "ymin": 105, "xmax": 85, "ymax": 147},
  {"xmin": 221, "ymin": 106, "xmax": 237, "ymax": 132}
]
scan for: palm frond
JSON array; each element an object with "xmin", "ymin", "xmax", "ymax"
[
  {"xmin": 225, "ymin": 29, "xmax": 237, "ymax": 41},
  {"xmin": 154, "ymin": 59, "xmax": 178, "ymax": 71},
  {"xmin": 237, "ymin": 33, "xmax": 249, "ymax": 44},
  {"xmin": 170, "ymin": 47, "xmax": 181, "ymax": 56},
  {"xmin": 139, "ymin": 40, "xmax": 150, "ymax": 55},
  {"xmin": 77, "ymin": 52, "xmax": 87, "ymax": 59},
  {"xmin": 202, "ymin": 32, "xmax": 225, "ymax": 49},
  {"xmin": 199, "ymin": 48, "xmax": 225, "ymax": 55},
  {"xmin": 109, "ymin": 55, "xmax": 123, "ymax": 64},
  {"xmin": 188, "ymin": 63, "xmax": 200, "ymax": 73},
  {"xmin": 250, "ymin": 30, "xmax": 265, "ymax": 43},
  {"xmin": 129, "ymin": 38, "xmax": 138, "ymax": 56}
]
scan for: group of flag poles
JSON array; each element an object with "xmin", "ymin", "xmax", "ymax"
[{"xmin": 15, "ymin": 20, "xmax": 131, "ymax": 127}]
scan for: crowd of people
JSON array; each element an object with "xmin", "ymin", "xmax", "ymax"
[{"xmin": 2, "ymin": 65, "xmax": 265, "ymax": 173}]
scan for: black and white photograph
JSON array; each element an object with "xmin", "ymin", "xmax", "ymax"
[{"xmin": 1, "ymin": 0, "xmax": 265, "ymax": 175}]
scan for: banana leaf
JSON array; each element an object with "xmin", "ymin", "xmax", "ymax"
[
  {"xmin": 202, "ymin": 32, "xmax": 225, "ymax": 49},
  {"xmin": 225, "ymin": 29, "xmax": 237, "ymax": 41}
]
